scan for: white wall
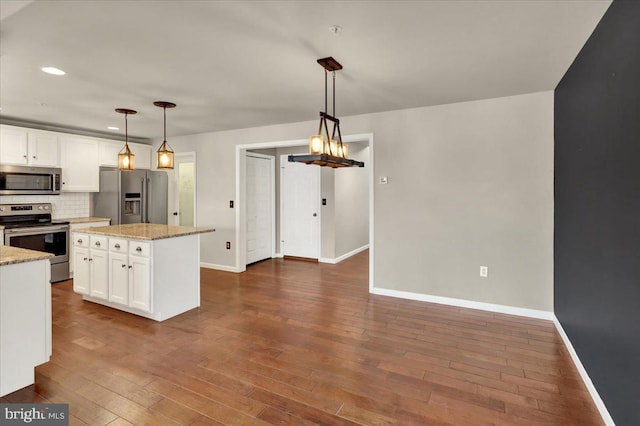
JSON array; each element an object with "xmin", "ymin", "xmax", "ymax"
[
  {"xmin": 334, "ymin": 144, "xmax": 369, "ymax": 258},
  {"xmin": 171, "ymin": 90, "xmax": 554, "ymax": 311}
]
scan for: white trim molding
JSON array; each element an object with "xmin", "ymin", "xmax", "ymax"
[
  {"xmin": 200, "ymin": 262, "xmax": 242, "ymax": 273},
  {"xmin": 371, "ymin": 287, "xmax": 555, "ymax": 320},
  {"xmin": 552, "ymin": 316, "xmax": 615, "ymax": 426},
  {"xmin": 319, "ymin": 244, "xmax": 369, "ymax": 265}
]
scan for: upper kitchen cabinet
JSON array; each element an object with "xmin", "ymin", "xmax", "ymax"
[
  {"xmin": 59, "ymin": 136, "xmax": 100, "ymax": 191},
  {"xmin": 0, "ymin": 125, "xmax": 59, "ymax": 167},
  {"xmin": 100, "ymin": 141, "xmax": 151, "ymax": 169}
]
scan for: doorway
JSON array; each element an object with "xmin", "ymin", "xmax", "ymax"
[
  {"xmin": 170, "ymin": 152, "xmax": 196, "ymax": 226},
  {"xmin": 281, "ymin": 154, "xmax": 321, "ymax": 259},
  {"xmin": 246, "ymin": 153, "xmax": 275, "ymax": 264}
]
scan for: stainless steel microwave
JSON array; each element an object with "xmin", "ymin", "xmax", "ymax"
[{"xmin": 0, "ymin": 164, "xmax": 62, "ymax": 195}]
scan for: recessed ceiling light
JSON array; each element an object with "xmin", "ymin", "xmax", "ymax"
[
  {"xmin": 41, "ymin": 66, "xmax": 65, "ymax": 75},
  {"xmin": 107, "ymin": 126, "xmax": 119, "ymax": 130}
]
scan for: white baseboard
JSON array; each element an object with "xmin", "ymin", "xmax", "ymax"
[
  {"xmin": 370, "ymin": 287, "xmax": 555, "ymax": 320},
  {"xmin": 552, "ymin": 316, "xmax": 615, "ymax": 426},
  {"xmin": 200, "ymin": 262, "xmax": 241, "ymax": 273},
  {"xmin": 319, "ymin": 244, "xmax": 370, "ymax": 265},
  {"xmin": 274, "ymin": 252, "xmax": 283, "ymax": 258}
]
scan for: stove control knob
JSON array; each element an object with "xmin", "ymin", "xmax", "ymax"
[
  {"xmin": 0, "ymin": 207, "xmax": 4, "ymax": 211},
  {"xmin": 44, "ymin": 206, "xmax": 49, "ymax": 210},
  {"xmin": 38, "ymin": 206, "xmax": 43, "ymax": 210}
]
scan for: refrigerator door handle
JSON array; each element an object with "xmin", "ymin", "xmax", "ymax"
[
  {"xmin": 141, "ymin": 178, "xmax": 147, "ymax": 223},
  {"xmin": 145, "ymin": 177, "xmax": 151, "ymax": 223}
]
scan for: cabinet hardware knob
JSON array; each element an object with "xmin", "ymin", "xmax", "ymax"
[
  {"xmin": 128, "ymin": 265, "xmax": 133, "ymax": 269},
  {"xmin": 95, "ymin": 241, "xmax": 101, "ymax": 246},
  {"xmin": 78, "ymin": 239, "xmax": 83, "ymax": 243},
  {"xmin": 115, "ymin": 243, "xmax": 120, "ymax": 249},
  {"xmin": 122, "ymin": 264, "xmax": 126, "ymax": 268},
  {"xmin": 33, "ymin": 156, "xmax": 36, "ymax": 159},
  {"xmin": 89, "ymin": 258, "xmax": 93, "ymax": 262},
  {"xmin": 23, "ymin": 155, "xmax": 27, "ymax": 158},
  {"xmin": 83, "ymin": 257, "xmax": 88, "ymax": 261},
  {"xmin": 136, "ymin": 247, "xmax": 142, "ymax": 252},
  {"xmin": 313, "ymin": 213, "xmax": 317, "ymax": 217}
]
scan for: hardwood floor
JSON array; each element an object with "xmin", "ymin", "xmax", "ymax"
[{"xmin": 2, "ymin": 250, "xmax": 603, "ymax": 425}]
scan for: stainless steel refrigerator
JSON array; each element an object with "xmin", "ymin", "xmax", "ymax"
[{"xmin": 93, "ymin": 167, "xmax": 168, "ymax": 224}]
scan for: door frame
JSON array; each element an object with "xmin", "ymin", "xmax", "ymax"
[
  {"xmin": 168, "ymin": 152, "xmax": 197, "ymax": 226},
  {"xmin": 245, "ymin": 152, "xmax": 276, "ymax": 264},
  {"xmin": 280, "ymin": 153, "xmax": 321, "ymax": 260},
  {"xmin": 235, "ymin": 133, "xmax": 375, "ymax": 294}
]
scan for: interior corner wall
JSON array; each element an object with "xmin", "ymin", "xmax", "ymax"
[
  {"xmin": 334, "ymin": 144, "xmax": 369, "ymax": 258},
  {"xmin": 554, "ymin": 1, "xmax": 640, "ymax": 424},
  {"xmin": 170, "ymin": 90, "xmax": 554, "ymax": 312}
]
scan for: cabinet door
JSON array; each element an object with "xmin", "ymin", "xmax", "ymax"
[
  {"xmin": 99, "ymin": 141, "xmax": 122, "ymax": 167},
  {"xmin": 28, "ymin": 131, "xmax": 59, "ymax": 167},
  {"xmin": 60, "ymin": 136, "xmax": 100, "ymax": 191},
  {"xmin": 129, "ymin": 256, "xmax": 151, "ymax": 312},
  {"xmin": 0, "ymin": 126, "xmax": 28, "ymax": 165},
  {"xmin": 73, "ymin": 247, "xmax": 90, "ymax": 295},
  {"xmin": 109, "ymin": 252, "xmax": 129, "ymax": 305},
  {"xmin": 89, "ymin": 250, "xmax": 108, "ymax": 299}
]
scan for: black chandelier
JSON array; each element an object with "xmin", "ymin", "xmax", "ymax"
[{"xmin": 289, "ymin": 57, "xmax": 364, "ymax": 168}]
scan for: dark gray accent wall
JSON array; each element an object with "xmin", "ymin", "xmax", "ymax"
[{"xmin": 554, "ymin": 1, "xmax": 640, "ymax": 425}]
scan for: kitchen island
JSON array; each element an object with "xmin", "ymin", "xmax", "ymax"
[
  {"xmin": 72, "ymin": 224, "xmax": 214, "ymax": 321},
  {"xmin": 0, "ymin": 246, "xmax": 53, "ymax": 397}
]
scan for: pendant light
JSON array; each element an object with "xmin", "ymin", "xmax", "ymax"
[
  {"xmin": 153, "ymin": 101, "xmax": 176, "ymax": 170},
  {"xmin": 289, "ymin": 57, "xmax": 363, "ymax": 168},
  {"xmin": 116, "ymin": 108, "xmax": 137, "ymax": 171}
]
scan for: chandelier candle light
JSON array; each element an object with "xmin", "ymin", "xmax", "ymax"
[
  {"xmin": 154, "ymin": 101, "xmax": 176, "ymax": 170},
  {"xmin": 116, "ymin": 108, "xmax": 137, "ymax": 171},
  {"xmin": 289, "ymin": 57, "xmax": 364, "ymax": 168}
]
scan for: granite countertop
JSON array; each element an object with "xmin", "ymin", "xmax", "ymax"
[
  {"xmin": 0, "ymin": 245, "xmax": 54, "ymax": 266},
  {"xmin": 65, "ymin": 217, "xmax": 112, "ymax": 224},
  {"xmin": 76, "ymin": 223, "xmax": 215, "ymax": 240}
]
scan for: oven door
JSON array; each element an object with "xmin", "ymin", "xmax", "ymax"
[{"xmin": 4, "ymin": 224, "xmax": 70, "ymax": 273}]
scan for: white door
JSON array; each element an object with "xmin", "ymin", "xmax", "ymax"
[
  {"xmin": 170, "ymin": 153, "xmax": 196, "ymax": 226},
  {"xmin": 281, "ymin": 155, "xmax": 320, "ymax": 259},
  {"xmin": 246, "ymin": 153, "xmax": 274, "ymax": 264}
]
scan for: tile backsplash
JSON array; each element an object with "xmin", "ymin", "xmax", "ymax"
[{"xmin": 0, "ymin": 193, "xmax": 90, "ymax": 219}]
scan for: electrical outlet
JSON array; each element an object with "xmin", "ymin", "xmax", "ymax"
[
  {"xmin": 480, "ymin": 266, "xmax": 488, "ymax": 278},
  {"xmin": 226, "ymin": 242, "xmax": 231, "ymax": 250}
]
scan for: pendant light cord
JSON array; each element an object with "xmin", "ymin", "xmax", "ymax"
[{"xmin": 163, "ymin": 106, "xmax": 167, "ymax": 141}]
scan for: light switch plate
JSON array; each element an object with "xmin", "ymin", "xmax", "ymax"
[{"xmin": 379, "ymin": 176, "xmax": 388, "ymax": 184}]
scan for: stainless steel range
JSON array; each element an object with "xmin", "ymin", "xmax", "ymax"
[{"xmin": 0, "ymin": 203, "xmax": 70, "ymax": 282}]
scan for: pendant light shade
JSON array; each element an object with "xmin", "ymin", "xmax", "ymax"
[
  {"xmin": 153, "ymin": 101, "xmax": 176, "ymax": 170},
  {"xmin": 116, "ymin": 108, "xmax": 137, "ymax": 171},
  {"xmin": 289, "ymin": 57, "xmax": 363, "ymax": 168}
]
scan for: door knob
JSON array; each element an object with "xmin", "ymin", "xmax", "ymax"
[{"xmin": 173, "ymin": 212, "xmax": 178, "ymax": 216}]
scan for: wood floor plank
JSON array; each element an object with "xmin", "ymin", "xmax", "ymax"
[{"xmin": 2, "ymin": 250, "xmax": 603, "ymax": 425}]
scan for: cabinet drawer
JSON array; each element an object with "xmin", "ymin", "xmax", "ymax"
[
  {"xmin": 109, "ymin": 238, "xmax": 128, "ymax": 253},
  {"xmin": 90, "ymin": 235, "xmax": 108, "ymax": 251},
  {"xmin": 129, "ymin": 240, "xmax": 150, "ymax": 257},
  {"xmin": 73, "ymin": 233, "xmax": 89, "ymax": 247}
]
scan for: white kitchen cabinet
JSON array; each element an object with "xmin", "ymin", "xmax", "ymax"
[
  {"xmin": 27, "ymin": 130, "xmax": 60, "ymax": 166},
  {"xmin": 72, "ymin": 233, "xmax": 109, "ymax": 299},
  {"xmin": 89, "ymin": 236, "xmax": 108, "ymax": 299},
  {"xmin": 59, "ymin": 136, "xmax": 100, "ymax": 191},
  {"xmin": 100, "ymin": 140, "xmax": 152, "ymax": 169},
  {"xmin": 0, "ymin": 126, "xmax": 28, "ymax": 165},
  {"xmin": 0, "ymin": 126, "xmax": 60, "ymax": 167},
  {"xmin": 129, "ymin": 254, "xmax": 151, "ymax": 312},
  {"xmin": 73, "ymin": 245, "xmax": 90, "ymax": 295},
  {"xmin": 69, "ymin": 220, "xmax": 111, "ymax": 276},
  {"xmin": 73, "ymin": 232, "xmax": 153, "ymax": 314},
  {"xmin": 108, "ymin": 238, "xmax": 128, "ymax": 305}
]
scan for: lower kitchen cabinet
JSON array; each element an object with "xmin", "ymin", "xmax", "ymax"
[
  {"xmin": 108, "ymin": 251, "xmax": 129, "ymax": 305},
  {"xmin": 71, "ymin": 229, "xmax": 203, "ymax": 322}
]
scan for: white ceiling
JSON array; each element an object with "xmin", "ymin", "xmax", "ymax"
[{"xmin": 0, "ymin": 0, "xmax": 610, "ymax": 141}]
